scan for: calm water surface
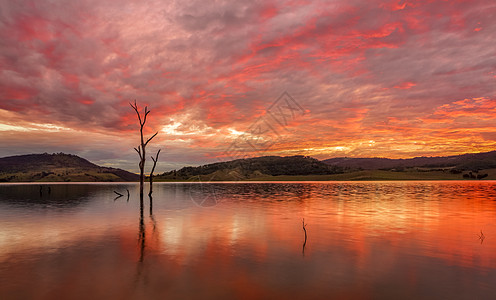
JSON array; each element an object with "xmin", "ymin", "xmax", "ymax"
[{"xmin": 1, "ymin": 181, "xmax": 496, "ymax": 299}]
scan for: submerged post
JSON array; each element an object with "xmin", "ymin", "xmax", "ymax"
[{"xmin": 302, "ymin": 218, "xmax": 307, "ymax": 254}]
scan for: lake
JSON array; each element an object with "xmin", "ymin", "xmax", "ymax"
[{"xmin": 1, "ymin": 181, "xmax": 496, "ymax": 299}]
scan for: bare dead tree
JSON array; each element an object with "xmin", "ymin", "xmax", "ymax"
[
  {"xmin": 130, "ymin": 100, "xmax": 158, "ymax": 199},
  {"xmin": 148, "ymin": 149, "xmax": 161, "ymax": 196}
]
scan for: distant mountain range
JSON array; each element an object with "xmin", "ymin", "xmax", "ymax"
[
  {"xmin": 1, "ymin": 150, "xmax": 495, "ymax": 182},
  {"xmin": 157, "ymin": 155, "xmax": 343, "ymax": 181},
  {"xmin": 0, "ymin": 153, "xmax": 139, "ymax": 182},
  {"xmin": 159, "ymin": 151, "xmax": 496, "ymax": 181},
  {"xmin": 323, "ymin": 151, "xmax": 496, "ymax": 171}
]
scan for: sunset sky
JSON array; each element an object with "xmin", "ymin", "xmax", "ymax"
[{"xmin": 1, "ymin": 0, "xmax": 495, "ymax": 172}]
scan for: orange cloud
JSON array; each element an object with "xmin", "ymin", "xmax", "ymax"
[{"xmin": 1, "ymin": 0, "xmax": 496, "ymax": 169}]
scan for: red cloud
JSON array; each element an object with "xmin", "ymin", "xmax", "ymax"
[
  {"xmin": 1, "ymin": 0, "xmax": 496, "ymax": 168},
  {"xmin": 394, "ymin": 81, "xmax": 416, "ymax": 89}
]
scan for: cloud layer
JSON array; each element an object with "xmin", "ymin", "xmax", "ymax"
[{"xmin": 1, "ymin": 0, "xmax": 495, "ymax": 171}]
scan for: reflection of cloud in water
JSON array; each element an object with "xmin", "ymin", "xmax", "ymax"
[{"xmin": 2, "ymin": 182, "xmax": 496, "ymax": 299}]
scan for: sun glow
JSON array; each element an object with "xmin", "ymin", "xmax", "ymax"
[{"xmin": 0, "ymin": 122, "xmax": 72, "ymax": 132}]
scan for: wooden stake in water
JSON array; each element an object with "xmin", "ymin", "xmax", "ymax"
[
  {"xmin": 302, "ymin": 218, "xmax": 308, "ymax": 254},
  {"xmin": 478, "ymin": 230, "xmax": 485, "ymax": 244}
]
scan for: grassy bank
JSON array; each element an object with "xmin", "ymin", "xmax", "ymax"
[
  {"xmin": 3, "ymin": 168, "xmax": 495, "ymax": 183},
  {"xmin": 156, "ymin": 168, "xmax": 496, "ymax": 182}
]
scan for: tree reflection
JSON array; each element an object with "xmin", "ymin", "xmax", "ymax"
[
  {"xmin": 149, "ymin": 194, "xmax": 157, "ymax": 233},
  {"xmin": 138, "ymin": 196, "xmax": 145, "ymax": 263},
  {"xmin": 135, "ymin": 194, "xmax": 159, "ymax": 288},
  {"xmin": 135, "ymin": 196, "xmax": 146, "ymax": 288}
]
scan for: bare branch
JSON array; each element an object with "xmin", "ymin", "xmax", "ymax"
[
  {"xmin": 129, "ymin": 99, "xmax": 137, "ymax": 110},
  {"xmin": 145, "ymin": 131, "xmax": 159, "ymax": 146},
  {"xmin": 150, "ymin": 155, "xmax": 159, "ymax": 175},
  {"xmin": 151, "ymin": 149, "xmax": 161, "ymax": 164},
  {"xmin": 148, "ymin": 149, "xmax": 161, "ymax": 196},
  {"xmin": 130, "ymin": 100, "xmax": 143, "ymax": 126},
  {"xmin": 134, "ymin": 146, "xmax": 142, "ymax": 159},
  {"xmin": 143, "ymin": 107, "xmax": 150, "ymax": 126}
]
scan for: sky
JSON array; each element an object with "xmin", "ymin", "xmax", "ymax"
[{"xmin": 1, "ymin": 0, "xmax": 495, "ymax": 173}]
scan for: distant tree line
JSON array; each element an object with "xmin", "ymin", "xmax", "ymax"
[{"xmin": 159, "ymin": 155, "xmax": 344, "ymax": 180}]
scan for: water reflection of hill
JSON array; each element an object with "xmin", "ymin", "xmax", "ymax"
[{"xmin": 0, "ymin": 184, "xmax": 115, "ymax": 208}]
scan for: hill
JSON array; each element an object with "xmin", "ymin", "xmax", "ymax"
[
  {"xmin": 0, "ymin": 153, "xmax": 139, "ymax": 182},
  {"xmin": 2, "ymin": 150, "xmax": 494, "ymax": 183},
  {"xmin": 157, "ymin": 151, "xmax": 495, "ymax": 182},
  {"xmin": 157, "ymin": 155, "xmax": 343, "ymax": 181},
  {"xmin": 323, "ymin": 151, "xmax": 496, "ymax": 171}
]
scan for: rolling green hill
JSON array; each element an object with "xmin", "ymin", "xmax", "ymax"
[
  {"xmin": 157, "ymin": 151, "xmax": 496, "ymax": 182},
  {"xmin": 157, "ymin": 155, "xmax": 344, "ymax": 181},
  {"xmin": 0, "ymin": 153, "xmax": 139, "ymax": 182}
]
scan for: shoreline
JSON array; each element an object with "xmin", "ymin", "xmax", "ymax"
[{"xmin": 2, "ymin": 168, "xmax": 495, "ymax": 183}]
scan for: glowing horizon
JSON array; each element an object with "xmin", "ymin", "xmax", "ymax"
[{"xmin": 1, "ymin": 0, "xmax": 495, "ymax": 172}]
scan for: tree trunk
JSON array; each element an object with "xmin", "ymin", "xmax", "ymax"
[
  {"xmin": 149, "ymin": 150, "xmax": 161, "ymax": 196},
  {"xmin": 130, "ymin": 100, "xmax": 158, "ymax": 200}
]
